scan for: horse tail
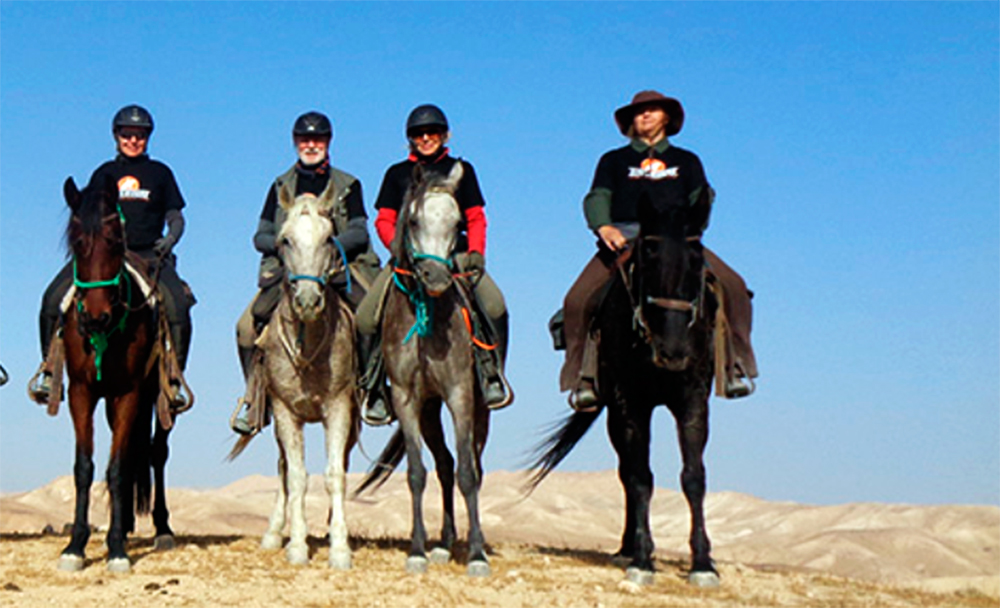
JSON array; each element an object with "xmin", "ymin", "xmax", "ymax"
[
  {"xmin": 353, "ymin": 428, "xmax": 406, "ymax": 497},
  {"xmin": 523, "ymin": 410, "xmax": 602, "ymax": 493}
]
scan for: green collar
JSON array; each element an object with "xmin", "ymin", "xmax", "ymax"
[{"xmin": 630, "ymin": 137, "xmax": 672, "ymax": 154}]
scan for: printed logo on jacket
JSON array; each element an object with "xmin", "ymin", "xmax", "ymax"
[
  {"xmin": 628, "ymin": 158, "xmax": 679, "ymax": 181},
  {"xmin": 118, "ymin": 176, "xmax": 151, "ymax": 201}
]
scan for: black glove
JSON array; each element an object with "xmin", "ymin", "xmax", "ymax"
[
  {"xmin": 465, "ymin": 251, "xmax": 485, "ymax": 285},
  {"xmin": 153, "ymin": 235, "xmax": 176, "ymax": 257}
]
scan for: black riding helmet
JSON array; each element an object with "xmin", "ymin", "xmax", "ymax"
[
  {"xmin": 293, "ymin": 111, "xmax": 333, "ymax": 138},
  {"xmin": 112, "ymin": 104, "xmax": 154, "ymax": 135},
  {"xmin": 406, "ymin": 104, "xmax": 449, "ymax": 137}
]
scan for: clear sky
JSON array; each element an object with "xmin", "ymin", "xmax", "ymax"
[{"xmin": 1, "ymin": 2, "xmax": 997, "ymax": 507}]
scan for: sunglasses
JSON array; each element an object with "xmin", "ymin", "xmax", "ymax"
[
  {"xmin": 410, "ymin": 128, "xmax": 444, "ymax": 140},
  {"xmin": 117, "ymin": 130, "xmax": 149, "ymax": 141}
]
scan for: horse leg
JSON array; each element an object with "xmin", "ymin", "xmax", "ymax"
[
  {"xmin": 452, "ymin": 391, "xmax": 490, "ymax": 577},
  {"xmin": 261, "ymin": 442, "xmax": 288, "ymax": 551},
  {"xmin": 395, "ymin": 387, "xmax": 429, "ymax": 574},
  {"xmin": 421, "ymin": 398, "xmax": 456, "ymax": 564},
  {"xmin": 608, "ymin": 401, "xmax": 656, "ymax": 585},
  {"xmin": 323, "ymin": 393, "xmax": 355, "ymax": 570},
  {"xmin": 59, "ymin": 386, "xmax": 97, "ymax": 572},
  {"xmin": 272, "ymin": 404, "xmax": 309, "ymax": 565},
  {"xmin": 151, "ymin": 417, "xmax": 175, "ymax": 551},
  {"xmin": 675, "ymin": 398, "xmax": 719, "ymax": 587},
  {"xmin": 105, "ymin": 393, "xmax": 143, "ymax": 573}
]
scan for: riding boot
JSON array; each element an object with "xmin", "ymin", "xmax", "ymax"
[
  {"xmin": 165, "ymin": 320, "xmax": 192, "ymax": 410},
  {"xmin": 29, "ymin": 315, "xmax": 63, "ymax": 405},
  {"xmin": 231, "ymin": 346, "xmax": 268, "ymax": 436},
  {"xmin": 358, "ymin": 332, "xmax": 393, "ymax": 426},
  {"xmin": 569, "ymin": 332, "xmax": 600, "ymax": 412},
  {"xmin": 482, "ymin": 311, "xmax": 512, "ymax": 410}
]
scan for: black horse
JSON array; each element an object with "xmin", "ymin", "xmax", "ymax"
[{"xmin": 529, "ymin": 201, "xmax": 721, "ymax": 587}]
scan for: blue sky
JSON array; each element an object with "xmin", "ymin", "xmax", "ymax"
[{"xmin": 1, "ymin": 2, "xmax": 997, "ymax": 507}]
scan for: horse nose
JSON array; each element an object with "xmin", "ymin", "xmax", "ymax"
[{"xmin": 294, "ymin": 288, "xmax": 324, "ymax": 319}]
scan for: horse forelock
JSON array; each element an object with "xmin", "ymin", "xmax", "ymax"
[{"xmin": 65, "ymin": 183, "xmax": 121, "ymax": 256}]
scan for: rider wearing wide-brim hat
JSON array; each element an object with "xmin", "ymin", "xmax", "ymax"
[
  {"xmin": 30, "ymin": 104, "xmax": 195, "ymax": 407},
  {"xmin": 354, "ymin": 104, "xmax": 512, "ymax": 424},
  {"xmin": 232, "ymin": 110, "xmax": 381, "ymax": 436},
  {"xmin": 559, "ymin": 90, "xmax": 759, "ymax": 412}
]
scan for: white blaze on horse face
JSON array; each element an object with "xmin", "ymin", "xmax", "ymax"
[
  {"xmin": 280, "ymin": 197, "xmax": 334, "ymax": 319},
  {"xmin": 411, "ymin": 190, "xmax": 462, "ymax": 261}
]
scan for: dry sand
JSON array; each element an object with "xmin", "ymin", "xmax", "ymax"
[{"xmin": 2, "ymin": 470, "xmax": 997, "ymax": 607}]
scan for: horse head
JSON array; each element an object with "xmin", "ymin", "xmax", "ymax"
[
  {"xmin": 65, "ymin": 174, "xmax": 128, "ymax": 336},
  {"xmin": 397, "ymin": 162, "xmax": 464, "ymax": 297},
  {"xmin": 634, "ymin": 205, "xmax": 709, "ymax": 372},
  {"xmin": 277, "ymin": 191, "xmax": 340, "ymax": 322}
]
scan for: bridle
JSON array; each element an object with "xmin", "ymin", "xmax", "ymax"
[
  {"xmin": 71, "ymin": 206, "xmax": 132, "ymax": 381},
  {"xmin": 621, "ymin": 234, "xmax": 706, "ymax": 345}
]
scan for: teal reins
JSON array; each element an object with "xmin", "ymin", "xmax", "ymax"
[{"xmin": 73, "ymin": 260, "xmax": 131, "ymax": 381}]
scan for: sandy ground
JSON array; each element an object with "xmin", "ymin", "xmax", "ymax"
[{"xmin": 1, "ymin": 471, "xmax": 998, "ymax": 608}]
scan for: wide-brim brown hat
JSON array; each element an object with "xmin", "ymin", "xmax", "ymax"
[{"xmin": 614, "ymin": 90, "xmax": 685, "ymax": 136}]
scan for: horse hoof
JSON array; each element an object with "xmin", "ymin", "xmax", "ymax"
[
  {"xmin": 626, "ymin": 567, "xmax": 654, "ymax": 586},
  {"xmin": 467, "ymin": 559, "xmax": 491, "ymax": 577},
  {"xmin": 429, "ymin": 547, "xmax": 451, "ymax": 564},
  {"xmin": 689, "ymin": 570, "xmax": 720, "ymax": 588},
  {"xmin": 58, "ymin": 554, "xmax": 84, "ymax": 572},
  {"xmin": 406, "ymin": 555, "xmax": 428, "ymax": 574},
  {"xmin": 154, "ymin": 535, "xmax": 176, "ymax": 551},
  {"xmin": 107, "ymin": 557, "xmax": 131, "ymax": 573},
  {"xmin": 328, "ymin": 550, "xmax": 352, "ymax": 570},
  {"xmin": 286, "ymin": 545, "xmax": 309, "ymax": 565},
  {"xmin": 261, "ymin": 533, "xmax": 283, "ymax": 550}
]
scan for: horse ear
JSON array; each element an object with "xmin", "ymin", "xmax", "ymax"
[
  {"xmin": 444, "ymin": 161, "xmax": 464, "ymax": 191},
  {"xmin": 278, "ymin": 185, "xmax": 294, "ymax": 210},
  {"xmin": 411, "ymin": 163, "xmax": 425, "ymax": 186},
  {"xmin": 64, "ymin": 177, "xmax": 81, "ymax": 211},
  {"xmin": 103, "ymin": 173, "xmax": 119, "ymax": 202}
]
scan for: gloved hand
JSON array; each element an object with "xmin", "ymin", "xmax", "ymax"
[
  {"xmin": 464, "ymin": 251, "xmax": 485, "ymax": 286},
  {"xmin": 153, "ymin": 234, "xmax": 176, "ymax": 257}
]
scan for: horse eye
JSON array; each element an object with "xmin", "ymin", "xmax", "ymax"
[{"xmin": 280, "ymin": 237, "xmax": 291, "ymax": 248}]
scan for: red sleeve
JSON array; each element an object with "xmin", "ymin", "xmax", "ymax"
[
  {"xmin": 375, "ymin": 207, "xmax": 398, "ymax": 250},
  {"xmin": 464, "ymin": 206, "xmax": 487, "ymax": 254}
]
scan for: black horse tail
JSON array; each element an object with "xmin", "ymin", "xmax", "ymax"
[
  {"xmin": 524, "ymin": 410, "xmax": 602, "ymax": 493},
  {"xmin": 353, "ymin": 428, "xmax": 406, "ymax": 497}
]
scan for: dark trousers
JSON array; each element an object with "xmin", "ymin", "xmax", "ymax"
[{"xmin": 559, "ymin": 245, "xmax": 757, "ymax": 392}]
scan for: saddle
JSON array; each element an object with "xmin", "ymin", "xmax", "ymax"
[{"xmin": 38, "ymin": 253, "xmax": 194, "ymax": 427}]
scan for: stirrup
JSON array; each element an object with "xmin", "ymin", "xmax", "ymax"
[
  {"xmin": 568, "ymin": 380, "xmax": 599, "ymax": 413},
  {"xmin": 724, "ymin": 376, "xmax": 755, "ymax": 399},
  {"xmin": 28, "ymin": 367, "xmax": 61, "ymax": 406},
  {"xmin": 167, "ymin": 379, "xmax": 190, "ymax": 411},
  {"xmin": 230, "ymin": 398, "xmax": 257, "ymax": 436},
  {"xmin": 361, "ymin": 387, "xmax": 394, "ymax": 426}
]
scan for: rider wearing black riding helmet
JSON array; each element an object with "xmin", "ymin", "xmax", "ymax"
[
  {"xmin": 354, "ymin": 104, "xmax": 512, "ymax": 425},
  {"xmin": 232, "ymin": 110, "xmax": 381, "ymax": 435},
  {"xmin": 559, "ymin": 90, "xmax": 758, "ymax": 412},
  {"xmin": 29, "ymin": 104, "xmax": 195, "ymax": 407}
]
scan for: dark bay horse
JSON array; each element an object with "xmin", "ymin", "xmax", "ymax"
[
  {"xmin": 529, "ymin": 201, "xmax": 721, "ymax": 588},
  {"xmin": 56, "ymin": 175, "xmax": 176, "ymax": 573},
  {"xmin": 356, "ymin": 163, "xmax": 493, "ymax": 577}
]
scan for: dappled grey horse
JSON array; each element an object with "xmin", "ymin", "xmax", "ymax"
[
  {"xmin": 230, "ymin": 192, "xmax": 358, "ymax": 568},
  {"xmin": 356, "ymin": 163, "xmax": 493, "ymax": 577}
]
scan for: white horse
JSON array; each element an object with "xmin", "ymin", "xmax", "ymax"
[{"xmin": 236, "ymin": 191, "xmax": 358, "ymax": 568}]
